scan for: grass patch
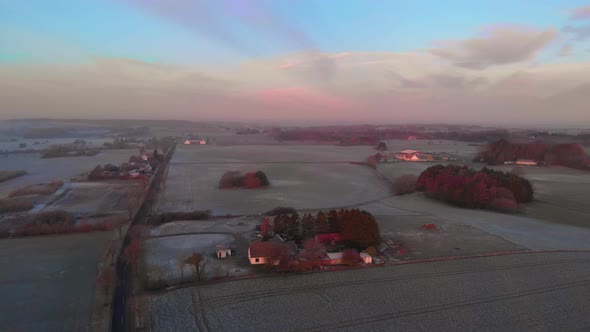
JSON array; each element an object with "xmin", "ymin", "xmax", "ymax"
[
  {"xmin": 0, "ymin": 211, "xmax": 125, "ymax": 238},
  {"xmin": 8, "ymin": 180, "xmax": 64, "ymax": 198},
  {"xmin": 0, "ymin": 198, "xmax": 34, "ymax": 213}
]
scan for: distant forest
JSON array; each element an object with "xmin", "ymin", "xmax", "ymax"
[{"xmin": 476, "ymin": 139, "xmax": 590, "ymax": 170}]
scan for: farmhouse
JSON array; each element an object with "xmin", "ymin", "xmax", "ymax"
[
  {"xmin": 515, "ymin": 159, "xmax": 538, "ymax": 166},
  {"xmin": 248, "ymin": 241, "xmax": 296, "ymax": 265},
  {"xmin": 395, "ymin": 150, "xmax": 434, "ymax": 162},
  {"xmin": 360, "ymin": 252, "xmax": 372, "ymax": 264},
  {"xmin": 184, "ymin": 139, "xmax": 207, "ymax": 145}
]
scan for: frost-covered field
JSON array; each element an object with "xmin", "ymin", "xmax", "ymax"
[
  {"xmin": 148, "ymin": 218, "xmax": 257, "ymax": 237},
  {"xmin": 148, "ymin": 252, "xmax": 590, "ymax": 331},
  {"xmin": 171, "ymin": 143, "xmax": 377, "ymax": 163},
  {"xmin": 0, "ymin": 149, "xmax": 136, "ymax": 196},
  {"xmin": 0, "ymin": 137, "xmax": 113, "ymax": 152},
  {"xmin": 44, "ymin": 181, "xmax": 135, "ymax": 216},
  {"xmin": 143, "ymin": 231, "xmax": 254, "ymax": 287},
  {"xmin": 160, "ymin": 144, "xmax": 392, "ymax": 215},
  {"xmin": 160, "ymin": 163, "xmax": 390, "ymax": 215}
]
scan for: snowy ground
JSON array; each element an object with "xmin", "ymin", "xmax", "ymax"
[
  {"xmin": 160, "ymin": 162, "xmax": 391, "ymax": 215},
  {"xmin": 143, "ymin": 218, "xmax": 259, "ymax": 288},
  {"xmin": 41, "ymin": 182, "xmax": 136, "ymax": 216},
  {"xmin": 0, "ymin": 149, "xmax": 137, "ymax": 196}
]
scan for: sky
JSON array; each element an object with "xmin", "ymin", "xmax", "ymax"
[{"xmin": 1, "ymin": 0, "xmax": 590, "ymax": 126}]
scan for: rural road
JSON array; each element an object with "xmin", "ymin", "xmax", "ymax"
[{"xmin": 150, "ymin": 251, "xmax": 590, "ymax": 331}]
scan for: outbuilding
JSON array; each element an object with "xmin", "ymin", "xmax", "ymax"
[{"xmin": 216, "ymin": 245, "xmax": 232, "ymax": 259}]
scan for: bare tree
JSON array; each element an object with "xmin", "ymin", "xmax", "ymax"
[
  {"xmin": 302, "ymin": 238, "xmax": 325, "ymax": 269},
  {"xmin": 184, "ymin": 253, "xmax": 207, "ymax": 281},
  {"xmin": 176, "ymin": 257, "xmax": 186, "ymax": 283}
]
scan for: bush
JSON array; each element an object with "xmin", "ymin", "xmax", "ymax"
[
  {"xmin": 393, "ymin": 174, "xmax": 417, "ymax": 195},
  {"xmin": 342, "ymin": 249, "xmax": 362, "ymax": 266},
  {"xmin": 218, "ymin": 170, "xmax": 270, "ymax": 189},
  {"xmin": 28, "ymin": 210, "xmax": 74, "ymax": 226}
]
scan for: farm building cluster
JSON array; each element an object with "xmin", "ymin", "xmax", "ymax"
[
  {"xmin": 375, "ymin": 149, "xmax": 460, "ymax": 163},
  {"xmin": 230, "ymin": 210, "xmax": 384, "ymax": 271},
  {"xmin": 87, "ymin": 150, "xmax": 161, "ymax": 180},
  {"xmin": 246, "ymin": 233, "xmax": 374, "ymax": 268}
]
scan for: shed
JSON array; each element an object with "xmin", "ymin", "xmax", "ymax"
[
  {"xmin": 326, "ymin": 252, "xmax": 344, "ymax": 265},
  {"xmin": 360, "ymin": 252, "xmax": 372, "ymax": 264},
  {"xmin": 216, "ymin": 245, "xmax": 232, "ymax": 259}
]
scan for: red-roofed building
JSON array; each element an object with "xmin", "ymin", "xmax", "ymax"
[{"xmin": 315, "ymin": 233, "xmax": 342, "ymax": 245}]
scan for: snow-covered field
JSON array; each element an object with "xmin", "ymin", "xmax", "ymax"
[
  {"xmin": 171, "ymin": 143, "xmax": 376, "ymax": 163},
  {"xmin": 160, "ymin": 162, "xmax": 391, "ymax": 215},
  {"xmin": 145, "ymin": 140, "xmax": 590, "ymax": 330},
  {"xmin": 0, "ymin": 149, "xmax": 136, "ymax": 196},
  {"xmin": 44, "ymin": 181, "xmax": 135, "ymax": 216},
  {"xmin": 143, "ymin": 232, "xmax": 253, "ymax": 288},
  {"xmin": 0, "ymin": 137, "xmax": 112, "ymax": 152}
]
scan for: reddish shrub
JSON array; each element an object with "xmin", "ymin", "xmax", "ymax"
[
  {"xmin": 218, "ymin": 170, "xmax": 269, "ymax": 189},
  {"xmin": 243, "ymin": 172, "xmax": 261, "ymax": 188},
  {"xmin": 123, "ymin": 239, "xmax": 143, "ymax": 269},
  {"xmin": 421, "ymin": 223, "xmax": 438, "ymax": 230},
  {"xmin": 342, "ymin": 249, "xmax": 361, "ymax": 266}
]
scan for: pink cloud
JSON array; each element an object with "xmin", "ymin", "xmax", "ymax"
[
  {"xmin": 250, "ymin": 87, "xmax": 348, "ymax": 111},
  {"xmin": 570, "ymin": 6, "xmax": 590, "ymax": 20},
  {"xmin": 278, "ymin": 60, "xmax": 303, "ymax": 69}
]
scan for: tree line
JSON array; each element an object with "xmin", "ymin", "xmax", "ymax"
[
  {"xmin": 476, "ymin": 139, "xmax": 590, "ymax": 170},
  {"xmin": 265, "ymin": 209, "xmax": 380, "ymax": 249}
]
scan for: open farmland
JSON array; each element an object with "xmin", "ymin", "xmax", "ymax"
[
  {"xmin": 159, "ymin": 144, "xmax": 391, "ymax": 215},
  {"xmin": 148, "ymin": 252, "xmax": 590, "ymax": 331},
  {"xmin": 0, "ymin": 149, "xmax": 137, "ymax": 196},
  {"xmin": 484, "ymin": 165, "xmax": 590, "ymax": 228},
  {"xmin": 143, "ymin": 232, "xmax": 254, "ymax": 288},
  {"xmin": 360, "ymin": 193, "xmax": 590, "ymax": 251},
  {"xmin": 172, "ymin": 143, "xmax": 379, "ymax": 163},
  {"xmin": 0, "ymin": 231, "xmax": 112, "ymax": 331},
  {"xmin": 0, "ymin": 137, "xmax": 113, "ymax": 152},
  {"xmin": 43, "ymin": 181, "xmax": 137, "ymax": 216}
]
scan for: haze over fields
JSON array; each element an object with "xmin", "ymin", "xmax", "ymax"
[
  {"xmin": 2, "ymin": 1, "xmax": 590, "ymax": 331},
  {"xmin": 2, "ymin": 1, "xmax": 590, "ymax": 126}
]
